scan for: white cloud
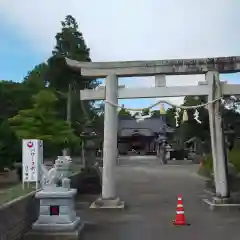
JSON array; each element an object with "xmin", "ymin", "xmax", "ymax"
[{"xmin": 0, "ymin": 0, "xmax": 240, "ymax": 107}]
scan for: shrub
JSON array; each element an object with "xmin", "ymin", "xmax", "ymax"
[
  {"xmin": 196, "ymin": 154, "xmax": 212, "ymax": 178},
  {"xmin": 203, "ymin": 149, "xmax": 240, "ymax": 173},
  {"xmin": 0, "ymin": 120, "xmax": 21, "ymax": 171},
  {"xmin": 228, "ymin": 150, "xmax": 240, "ymax": 172},
  {"xmin": 204, "ymin": 154, "xmax": 213, "ymax": 171}
]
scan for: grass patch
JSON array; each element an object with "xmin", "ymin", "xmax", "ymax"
[
  {"xmin": 228, "ymin": 150, "xmax": 240, "ymax": 172},
  {"xmin": 0, "ymin": 183, "xmax": 36, "ymax": 205},
  {"xmin": 198, "ymin": 149, "xmax": 240, "ymax": 192}
]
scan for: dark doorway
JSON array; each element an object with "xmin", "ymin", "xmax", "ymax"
[{"xmin": 118, "ymin": 134, "xmax": 154, "ymax": 155}]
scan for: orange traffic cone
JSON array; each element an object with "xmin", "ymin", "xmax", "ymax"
[{"xmin": 173, "ymin": 195, "xmax": 189, "ymax": 226}]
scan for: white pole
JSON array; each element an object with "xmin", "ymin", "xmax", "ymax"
[
  {"xmin": 214, "ymin": 72, "xmax": 229, "ymax": 198},
  {"xmin": 102, "ymin": 74, "xmax": 118, "ymax": 199}
]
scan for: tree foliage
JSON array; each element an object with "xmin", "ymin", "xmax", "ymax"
[
  {"xmin": 179, "ymin": 96, "xmax": 209, "ymax": 141},
  {"xmin": 118, "ymin": 108, "xmax": 132, "ymax": 117},
  {"xmin": 0, "ymin": 120, "xmax": 21, "ymax": 170},
  {"xmin": 47, "ymin": 15, "xmax": 98, "ymax": 90},
  {"xmin": 9, "ymin": 90, "xmax": 80, "ymax": 151},
  {"xmin": 46, "ymin": 15, "xmax": 100, "ymax": 134},
  {"xmin": 151, "ymin": 110, "xmax": 161, "ymax": 117},
  {"xmin": 165, "ymin": 108, "xmax": 176, "ymax": 127},
  {"xmin": 23, "ymin": 63, "xmax": 48, "ymax": 90},
  {"xmin": 170, "ymin": 95, "xmax": 240, "ymax": 150},
  {"xmin": 0, "ymin": 81, "xmax": 34, "ymax": 120},
  {"xmin": 141, "ymin": 108, "xmax": 150, "ymax": 116}
]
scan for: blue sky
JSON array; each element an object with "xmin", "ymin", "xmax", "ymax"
[
  {"xmin": 1, "ymin": 0, "xmax": 240, "ymax": 110},
  {"xmin": 0, "ymin": 22, "xmax": 46, "ymax": 82}
]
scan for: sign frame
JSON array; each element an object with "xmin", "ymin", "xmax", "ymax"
[{"xmin": 22, "ymin": 139, "xmax": 43, "ymax": 189}]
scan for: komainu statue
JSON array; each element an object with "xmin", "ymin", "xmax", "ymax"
[{"xmin": 40, "ymin": 156, "xmax": 72, "ymax": 188}]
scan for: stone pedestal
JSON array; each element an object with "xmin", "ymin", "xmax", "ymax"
[{"xmin": 24, "ymin": 184, "xmax": 83, "ymax": 239}]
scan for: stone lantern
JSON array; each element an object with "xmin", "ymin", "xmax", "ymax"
[{"xmin": 80, "ymin": 124, "xmax": 98, "ymax": 167}]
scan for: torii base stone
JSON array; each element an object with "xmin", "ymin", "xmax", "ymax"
[{"xmin": 90, "ymin": 197, "xmax": 124, "ymax": 209}]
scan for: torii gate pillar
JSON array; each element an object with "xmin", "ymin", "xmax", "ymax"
[
  {"xmin": 90, "ymin": 74, "xmax": 124, "ymax": 209},
  {"xmin": 206, "ymin": 71, "xmax": 229, "ymax": 202}
]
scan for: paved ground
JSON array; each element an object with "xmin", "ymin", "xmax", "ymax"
[{"xmin": 77, "ymin": 157, "xmax": 240, "ymax": 240}]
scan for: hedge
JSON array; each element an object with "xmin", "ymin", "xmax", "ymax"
[{"xmin": 204, "ymin": 149, "xmax": 240, "ymax": 173}]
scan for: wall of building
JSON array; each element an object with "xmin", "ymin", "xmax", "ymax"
[{"xmin": 0, "ymin": 172, "xmax": 81, "ymax": 240}]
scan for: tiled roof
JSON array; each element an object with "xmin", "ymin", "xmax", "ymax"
[{"xmin": 118, "ymin": 118, "xmax": 175, "ymax": 134}]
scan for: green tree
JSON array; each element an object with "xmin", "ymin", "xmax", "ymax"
[
  {"xmin": 48, "ymin": 14, "xmax": 98, "ymax": 91},
  {"xmin": 0, "ymin": 120, "xmax": 21, "ymax": 170},
  {"xmin": 9, "ymin": 90, "xmax": 80, "ymax": 154},
  {"xmin": 142, "ymin": 108, "xmax": 150, "ymax": 116},
  {"xmin": 118, "ymin": 108, "xmax": 132, "ymax": 117},
  {"xmin": 172, "ymin": 95, "xmax": 240, "ymax": 150},
  {"xmin": 151, "ymin": 110, "xmax": 161, "ymax": 117},
  {"xmin": 165, "ymin": 108, "xmax": 176, "ymax": 127},
  {"xmin": 0, "ymin": 81, "xmax": 34, "ymax": 120},
  {"xmin": 179, "ymin": 96, "xmax": 209, "ymax": 141},
  {"xmin": 46, "ymin": 15, "xmax": 99, "ymax": 136},
  {"xmin": 23, "ymin": 63, "xmax": 48, "ymax": 91}
]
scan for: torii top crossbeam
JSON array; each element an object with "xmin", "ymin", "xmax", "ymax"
[{"xmin": 65, "ymin": 56, "xmax": 240, "ymax": 77}]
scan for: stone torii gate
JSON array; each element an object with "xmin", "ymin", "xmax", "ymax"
[{"xmin": 65, "ymin": 56, "xmax": 240, "ymax": 207}]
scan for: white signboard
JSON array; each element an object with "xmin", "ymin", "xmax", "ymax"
[{"xmin": 22, "ymin": 139, "xmax": 43, "ymax": 184}]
